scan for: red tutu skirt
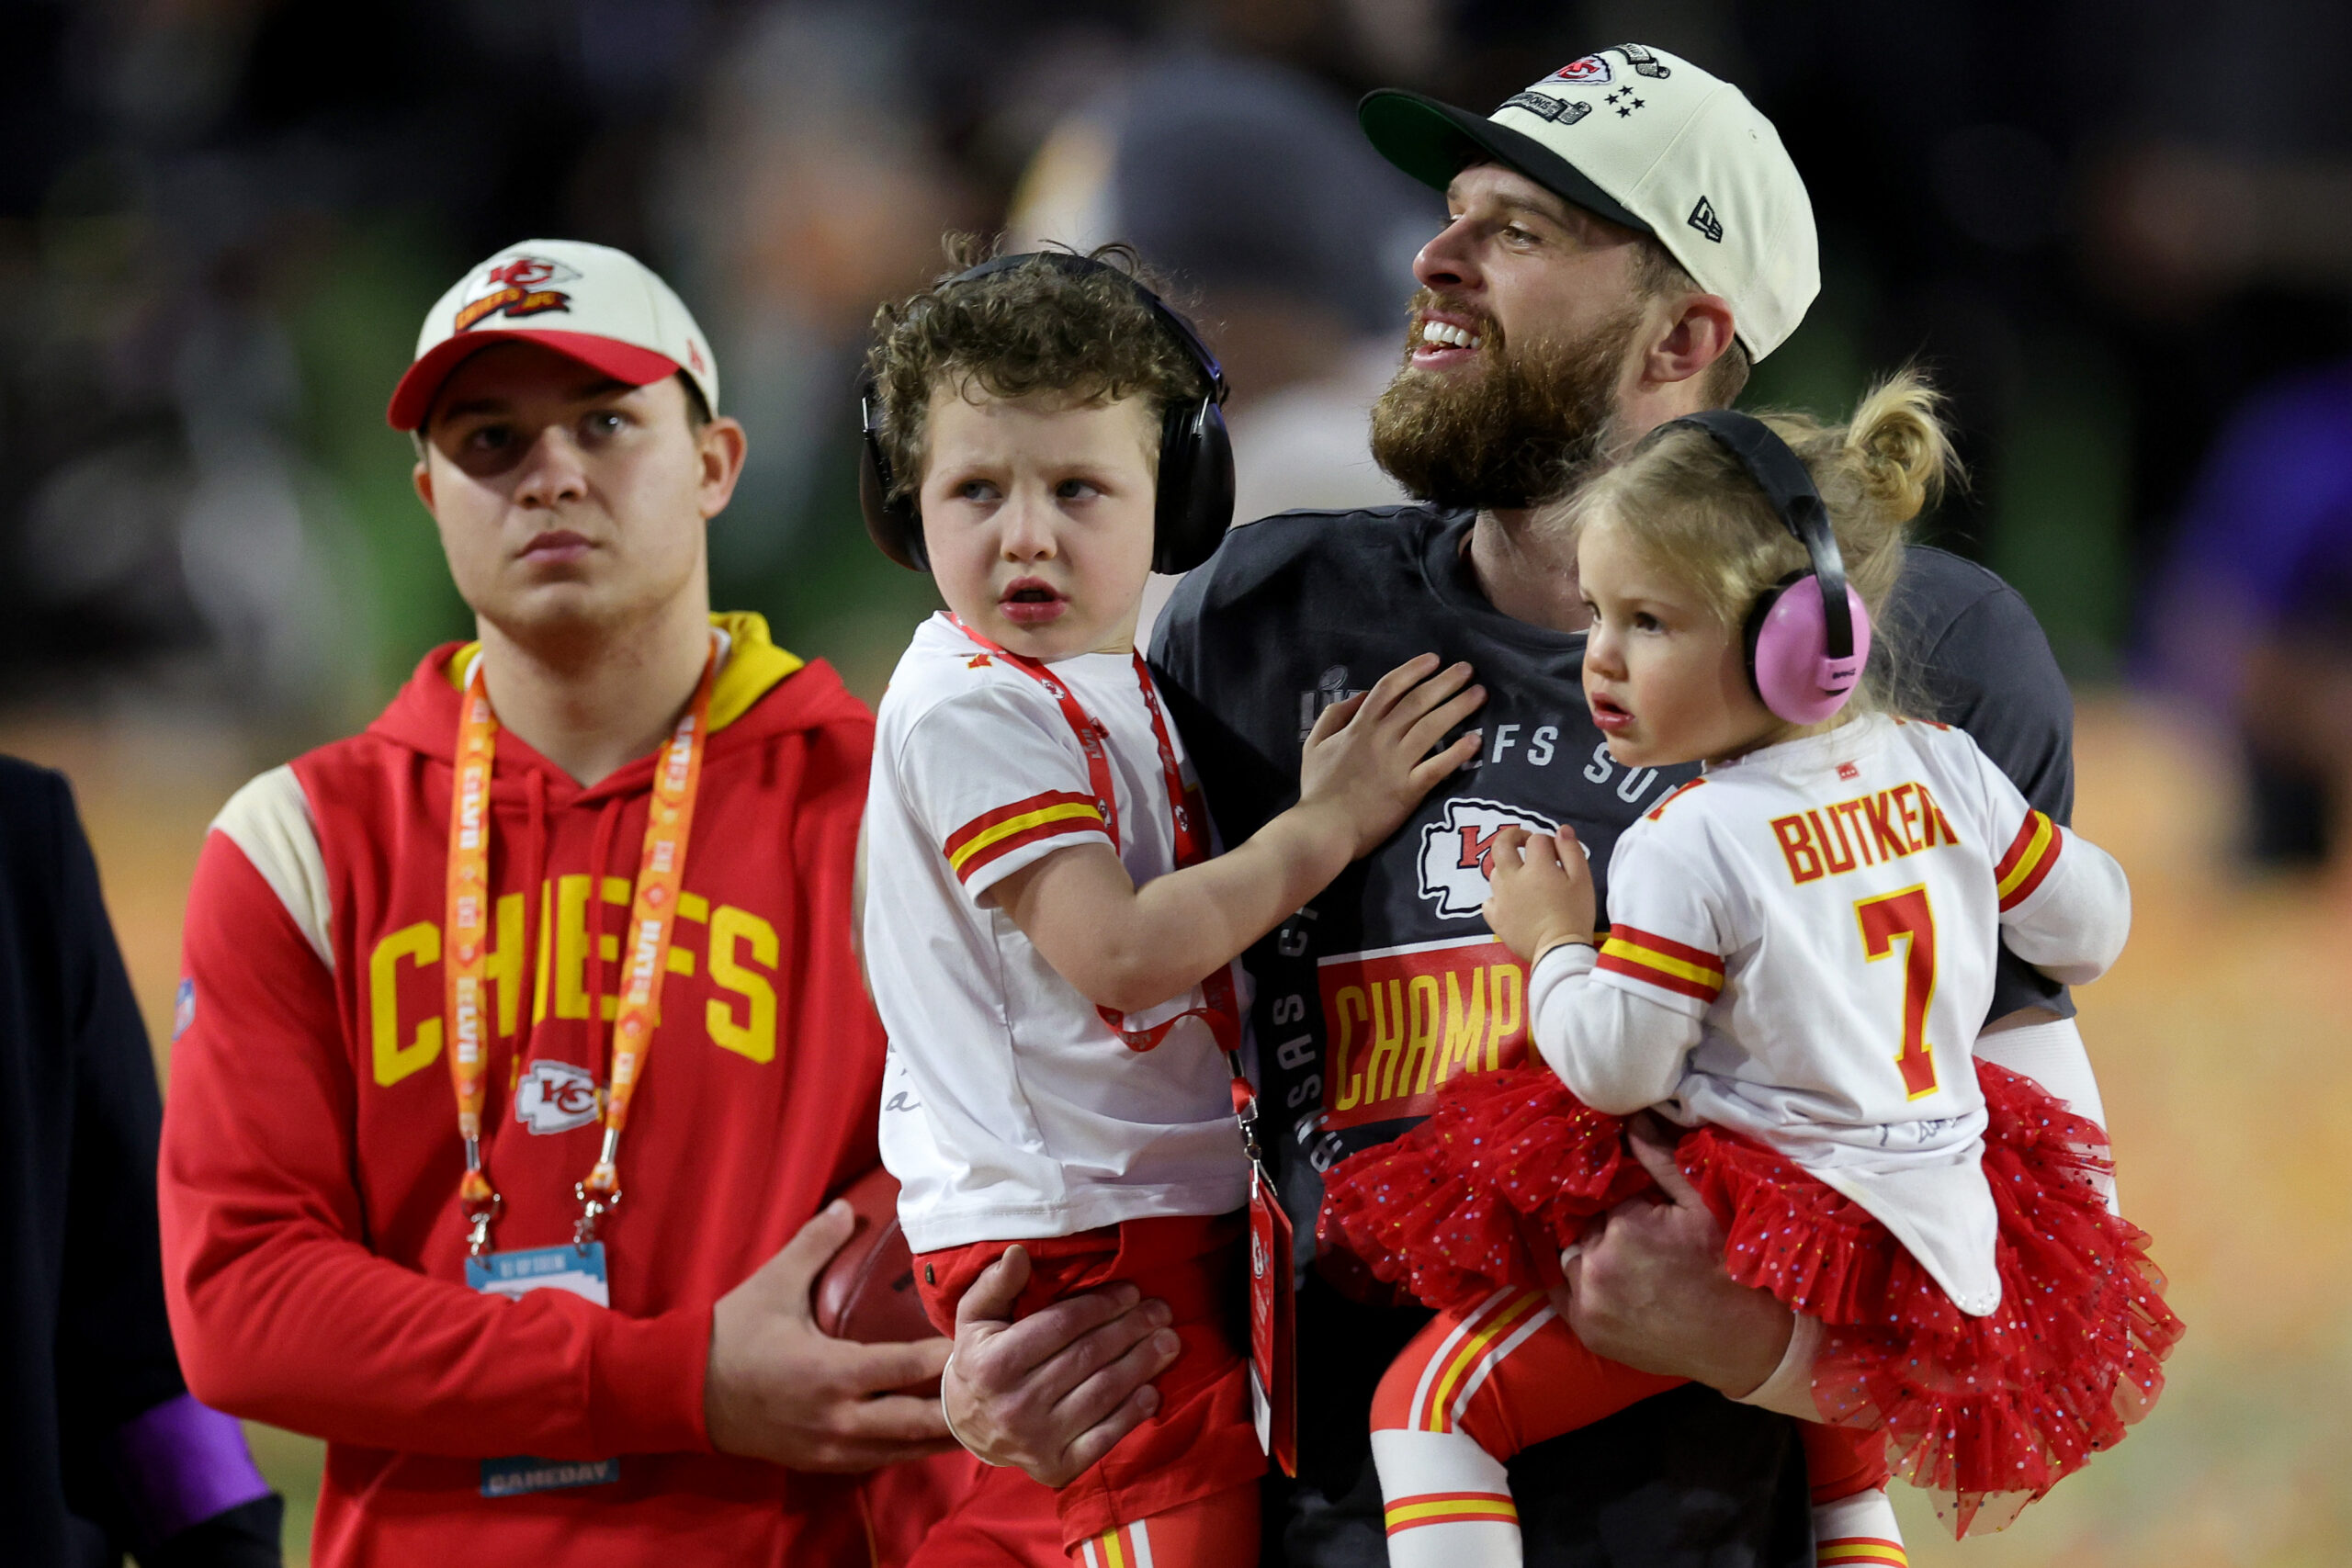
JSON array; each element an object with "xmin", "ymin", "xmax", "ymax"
[{"xmin": 1317, "ymin": 1061, "xmax": 2183, "ymax": 1536}]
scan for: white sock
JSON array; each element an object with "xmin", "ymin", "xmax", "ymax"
[
  {"xmin": 1370, "ymin": 1427, "xmax": 1522, "ymax": 1568},
  {"xmin": 1814, "ymin": 1487, "xmax": 1905, "ymax": 1566}
]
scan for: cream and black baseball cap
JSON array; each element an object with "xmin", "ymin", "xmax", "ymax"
[
  {"xmin": 1360, "ymin": 43, "xmax": 1819, "ymax": 359},
  {"xmin": 387, "ymin": 239, "xmax": 719, "ymax": 431}
]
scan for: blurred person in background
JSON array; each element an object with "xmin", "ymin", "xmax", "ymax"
[
  {"xmin": 1010, "ymin": 55, "xmax": 1425, "ymax": 521},
  {"xmin": 1008, "ymin": 53, "xmax": 1425, "ymax": 644},
  {"xmin": 0, "ymin": 757, "xmax": 281, "ymax": 1567},
  {"xmin": 2139, "ymin": 362, "xmax": 2352, "ymax": 867},
  {"xmin": 1006, "ymin": 51, "xmax": 1420, "ymax": 639},
  {"xmin": 2091, "ymin": 113, "xmax": 2352, "ymax": 869},
  {"xmin": 944, "ymin": 42, "xmax": 2120, "ymax": 1568},
  {"xmin": 667, "ymin": 4, "xmax": 985, "ymax": 687},
  {"xmin": 155, "ymin": 241, "xmax": 983, "ymax": 1567}
]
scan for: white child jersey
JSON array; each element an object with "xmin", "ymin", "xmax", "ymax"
[
  {"xmin": 1528, "ymin": 714, "xmax": 2130, "ymax": 1316},
  {"xmin": 866, "ymin": 613, "xmax": 1250, "ymax": 1253}
]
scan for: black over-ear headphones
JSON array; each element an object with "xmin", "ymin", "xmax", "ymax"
[
  {"xmin": 1662, "ymin": 409, "xmax": 1871, "ymax": 725},
  {"xmin": 858, "ymin": 251, "xmax": 1236, "ymax": 575}
]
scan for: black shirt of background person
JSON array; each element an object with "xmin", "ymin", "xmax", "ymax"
[
  {"xmin": 0, "ymin": 759, "xmax": 282, "ymax": 1567},
  {"xmin": 1151, "ymin": 505, "xmax": 2077, "ymax": 1568}
]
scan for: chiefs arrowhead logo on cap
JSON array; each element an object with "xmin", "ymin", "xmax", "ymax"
[
  {"xmin": 1551, "ymin": 54, "xmax": 1613, "ymax": 86},
  {"xmin": 453, "ymin": 254, "xmax": 582, "ymax": 333},
  {"xmin": 390, "ymin": 239, "xmax": 721, "ymax": 430}
]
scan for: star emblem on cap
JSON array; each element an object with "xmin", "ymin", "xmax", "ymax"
[{"xmin": 1606, "ymin": 88, "xmax": 1646, "ymax": 117}]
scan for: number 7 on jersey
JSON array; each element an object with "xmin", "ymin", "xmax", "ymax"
[{"xmin": 1854, "ymin": 885, "xmax": 1939, "ymax": 1100}]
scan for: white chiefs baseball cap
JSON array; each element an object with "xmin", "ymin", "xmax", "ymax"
[
  {"xmin": 1361, "ymin": 43, "xmax": 1819, "ymax": 360},
  {"xmin": 387, "ymin": 239, "xmax": 719, "ymax": 431}
]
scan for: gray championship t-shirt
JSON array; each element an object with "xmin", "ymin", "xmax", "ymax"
[{"xmin": 1151, "ymin": 504, "xmax": 2075, "ymax": 1567}]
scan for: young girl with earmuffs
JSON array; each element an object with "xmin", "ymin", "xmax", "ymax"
[{"xmin": 1318, "ymin": 373, "xmax": 2182, "ymax": 1568}]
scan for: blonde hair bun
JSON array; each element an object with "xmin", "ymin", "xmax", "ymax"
[{"xmin": 1827, "ymin": 369, "xmax": 1955, "ymax": 526}]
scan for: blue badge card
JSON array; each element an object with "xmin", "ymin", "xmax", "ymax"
[
  {"xmin": 469, "ymin": 1243, "xmax": 621, "ymax": 1496},
  {"xmin": 467, "ymin": 1241, "xmax": 612, "ymax": 1303}
]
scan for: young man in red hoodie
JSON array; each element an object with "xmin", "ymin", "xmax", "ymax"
[{"xmin": 157, "ymin": 241, "xmax": 1025, "ymax": 1564}]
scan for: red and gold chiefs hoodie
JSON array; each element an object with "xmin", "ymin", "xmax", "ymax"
[{"xmin": 159, "ymin": 613, "xmax": 899, "ymax": 1565}]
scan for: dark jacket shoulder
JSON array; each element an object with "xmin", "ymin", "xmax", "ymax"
[
  {"xmin": 1886, "ymin": 545, "xmax": 2074, "ymax": 822},
  {"xmin": 0, "ymin": 756, "xmax": 73, "ymax": 877},
  {"xmin": 1888, "ymin": 546, "xmax": 2046, "ymax": 657},
  {"xmin": 1162, "ymin": 505, "xmax": 1443, "ymax": 632}
]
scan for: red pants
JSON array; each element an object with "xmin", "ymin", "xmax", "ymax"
[
  {"xmin": 864, "ymin": 1451, "xmax": 1065, "ymax": 1567},
  {"xmin": 914, "ymin": 1213, "xmax": 1264, "ymax": 1563},
  {"xmin": 1373, "ymin": 1287, "xmax": 1887, "ymax": 1506}
]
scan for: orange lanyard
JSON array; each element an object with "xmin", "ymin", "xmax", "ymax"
[
  {"xmin": 447, "ymin": 640, "xmax": 719, "ymax": 1254},
  {"xmin": 948, "ymin": 619, "xmax": 1262, "ymax": 1150}
]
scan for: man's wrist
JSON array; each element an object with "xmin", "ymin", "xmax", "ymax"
[
  {"xmin": 937, "ymin": 1350, "xmax": 1007, "ymax": 1466},
  {"xmin": 1700, "ymin": 1288, "xmax": 1800, "ymax": 1400},
  {"xmin": 1728, "ymin": 1306, "xmax": 1815, "ymax": 1416}
]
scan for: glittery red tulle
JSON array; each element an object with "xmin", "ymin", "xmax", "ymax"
[
  {"xmin": 1317, "ymin": 1061, "xmax": 2182, "ymax": 1538},
  {"xmin": 1317, "ymin": 1066, "xmax": 1647, "ymax": 1310}
]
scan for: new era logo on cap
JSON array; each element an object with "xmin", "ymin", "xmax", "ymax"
[
  {"xmin": 1359, "ymin": 43, "xmax": 1820, "ymax": 361},
  {"xmin": 387, "ymin": 239, "xmax": 719, "ymax": 431}
]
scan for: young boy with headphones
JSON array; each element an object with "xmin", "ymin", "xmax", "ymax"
[{"xmin": 854, "ymin": 247, "xmax": 1487, "ymax": 1567}]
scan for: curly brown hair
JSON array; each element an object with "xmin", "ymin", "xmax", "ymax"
[{"xmin": 863, "ymin": 237, "xmax": 1212, "ymax": 504}]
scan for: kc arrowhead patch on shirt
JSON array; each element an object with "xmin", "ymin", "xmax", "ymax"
[
  {"xmin": 514, "ymin": 1058, "xmax": 601, "ymax": 1134},
  {"xmin": 1416, "ymin": 798, "xmax": 1562, "ymax": 919}
]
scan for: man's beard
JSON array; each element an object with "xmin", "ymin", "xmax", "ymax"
[{"xmin": 1369, "ymin": 291, "xmax": 1641, "ymax": 511}]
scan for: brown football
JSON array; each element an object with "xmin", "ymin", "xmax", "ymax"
[{"xmin": 813, "ymin": 1165, "xmax": 934, "ymax": 1345}]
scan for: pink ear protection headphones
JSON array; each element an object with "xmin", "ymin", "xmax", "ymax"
[{"xmin": 1663, "ymin": 409, "xmax": 1871, "ymax": 726}]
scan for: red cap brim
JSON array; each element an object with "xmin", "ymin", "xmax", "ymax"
[{"xmin": 386, "ymin": 330, "xmax": 683, "ymax": 431}]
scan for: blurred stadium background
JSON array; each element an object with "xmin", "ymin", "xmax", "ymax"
[{"xmin": 8, "ymin": 1, "xmax": 2351, "ymax": 1562}]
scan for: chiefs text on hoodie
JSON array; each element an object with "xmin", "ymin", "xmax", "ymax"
[{"xmin": 158, "ymin": 613, "xmax": 898, "ymax": 1566}]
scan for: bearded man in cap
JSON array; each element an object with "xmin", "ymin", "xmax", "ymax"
[
  {"xmin": 941, "ymin": 44, "xmax": 2114, "ymax": 1567},
  {"xmin": 156, "ymin": 241, "xmax": 1054, "ymax": 1565}
]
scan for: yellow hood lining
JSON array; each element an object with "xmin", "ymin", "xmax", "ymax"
[{"xmin": 443, "ymin": 611, "xmax": 805, "ymax": 735}]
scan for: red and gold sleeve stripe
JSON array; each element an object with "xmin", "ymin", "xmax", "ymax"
[
  {"xmin": 1385, "ymin": 1491, "xmax": 1521, "ymax": 1536},
  {"xmin": 1995, "ymin": 809, "xmax": 2064, "ymax": 910},
  {"xmin": 943, "ymin": 791, "xmax": 1105, "ymax": 884},
  {"xmin": 1597, "ymin": 924, "xmax": 1725, "ymax": 1005},
  {"xmin": 1817, "ymin": 1537, "xmax": 1907, "ymax": 1567}
]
